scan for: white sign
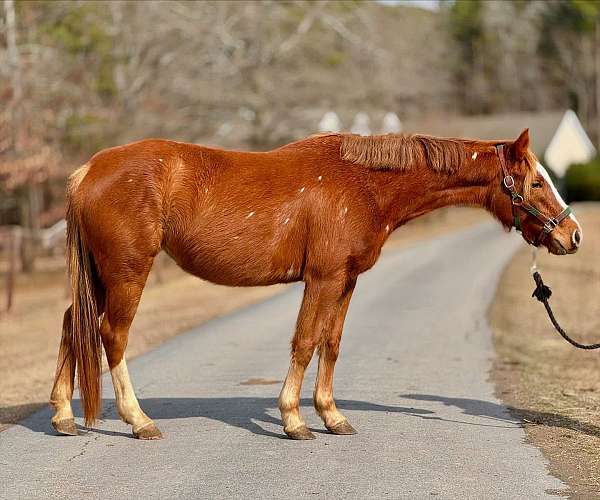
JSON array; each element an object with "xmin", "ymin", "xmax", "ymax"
[
  {"xmin": 382, "ymin": 112, "xmax": 402, "ymax": 134},
  {"xmin": 318, "ymin": 111, "xmax": 342, "ymax": 133},
  {"xmin": 351, "ymin": 112, "xmax": 371, "ymax": 135}
]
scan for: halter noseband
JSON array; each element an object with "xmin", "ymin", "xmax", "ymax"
[{"xmin": 495, "ymin": 144, "xmax": 572, "ymax": 246}]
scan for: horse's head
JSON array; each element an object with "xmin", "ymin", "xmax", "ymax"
[{"xmin": 493, "ymin": 129, "xmax": 582, "ymax": 255}]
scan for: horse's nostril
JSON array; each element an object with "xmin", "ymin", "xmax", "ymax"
[{"xmin": 572, "ymin": 229, "xmax": 582, "ymax": 247}]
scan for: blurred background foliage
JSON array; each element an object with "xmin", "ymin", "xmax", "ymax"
[
  {"xmin": 2, "ymin": 0, "xmax": 600, "ymax": 227},
  {"xmin": 565, "ymin": 159, "xmax": 600, "ymax": 201}
]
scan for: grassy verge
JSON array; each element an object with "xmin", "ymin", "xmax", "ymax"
[{"xmin": 491, "ymin": 204, "xmax": 600, "ymax": 498}]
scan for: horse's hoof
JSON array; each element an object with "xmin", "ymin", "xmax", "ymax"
[
  {"xmin": 52, "ymin": 418, "xmax": 78, "ymax": 436},
  {"xmin": 285, "ymin": 425, "xmax": 316, "ymax": 440},
  {"xmin": 327, "ymin": 420, "xmax": 357, "ymax": 435},
  {"xmin": 133, "ymin": 423, "xmax": 163, "ymax": 440}
]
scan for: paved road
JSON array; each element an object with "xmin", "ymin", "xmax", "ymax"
[{"xmin": 1, "ymin": 223, "xmax": 566, "ymax": 499}]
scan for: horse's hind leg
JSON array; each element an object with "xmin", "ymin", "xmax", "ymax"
[
  {"xmin": 49, "ymin": 306, "xmax": 78, "ymax": 435},
  {"xmin": 313, "ymin": 279, "xmax": 356, "ymax": 434},
  {"xmin": 100, "ymin": 263, "xmax": 161, "ymax": 440}
]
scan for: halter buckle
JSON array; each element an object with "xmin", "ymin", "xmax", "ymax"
[
  {"xmin": 543, "ymin": 218, "xmax": 558, "ymax": 233},
  {"xmin": 503, "ymin": 176, "xmax": 515, "ymax": 189},
  {"xmin": 511, "ymin": 193, "xmax": 524, "ymax": 206}
]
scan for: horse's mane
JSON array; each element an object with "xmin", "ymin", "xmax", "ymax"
[
  {"xmin": 340, "ymin": 133, "xmax": 465, "ymax": 174},
  {"xmin": 339, "ymin": 133, "xmax": 538, "ymax": 198}
]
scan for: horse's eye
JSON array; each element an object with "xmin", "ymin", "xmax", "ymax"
[{"xmin": 531, "ymin": 181, "xmax": 543, "ymax": 189}]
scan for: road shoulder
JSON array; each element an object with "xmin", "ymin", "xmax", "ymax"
[{"xmin": 491, "ymin": 205, "xmax": 600, "ymax": 498}]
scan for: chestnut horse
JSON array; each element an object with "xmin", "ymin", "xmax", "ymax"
[{"xmin": 50, "ymin": 129, "xmax": 581, "ymax": 440}]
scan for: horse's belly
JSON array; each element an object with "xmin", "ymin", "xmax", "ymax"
[
  {"xmin": 179, "ymin": 246, "xmax": 294, "ymax": 286},
  {"xmin": 165, "ymin": 221, "xmax": 305, "ymax": 287}
]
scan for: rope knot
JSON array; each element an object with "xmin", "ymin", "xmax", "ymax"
[{"xmin": 531, "ymin": 271, "xmax": 552, "ymax": 302}]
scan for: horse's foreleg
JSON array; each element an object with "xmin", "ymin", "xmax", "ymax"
[
  {"xmin": 101, "ymin": 278, "xmax": 161, "ymax": 440},
  {"xmin": 49, "ymin": 306, "xmax": 78, "ymax": 435},
  {"xmin": 313, "ymin": 280, "xmax": 356, "ymax": 434},
  {"xmin": 279, "ymin": 277, "xmax": 347, "ymax": 440}
]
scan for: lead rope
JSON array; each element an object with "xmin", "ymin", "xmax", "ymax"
[{"xmin": 530, "ymin": 247, "xmax": 600, "ymax": 350}]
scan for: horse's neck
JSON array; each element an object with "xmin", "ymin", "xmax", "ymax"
[{"xmin": 371, "ymin": 156, "xmax": 495, "ymax": 228}]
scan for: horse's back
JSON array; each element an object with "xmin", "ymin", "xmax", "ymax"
[{"xmin": 70, "ymin": 136, "xmax": 382, "ymax": 287}]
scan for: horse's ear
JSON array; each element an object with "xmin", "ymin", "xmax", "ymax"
[{"xmin": 511, "ymin": 128, "xmax": 529, "ymax": 161}]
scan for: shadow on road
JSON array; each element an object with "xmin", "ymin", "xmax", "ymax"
[
  {"xmin": 5, "ymin": 394, "xmax": 600, "ymax": 440},
  {"xmin": 403, "ymin": 394, "xmax": 600, "ymax": 438},
  {"xmin": 3, "ymin": 397, "xmax": 434, "ymax": 439}
]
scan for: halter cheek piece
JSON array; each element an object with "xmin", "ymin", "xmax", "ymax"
[{"xmin": 495, "ymin": 144, "xmax": 572, "ymax": 246}]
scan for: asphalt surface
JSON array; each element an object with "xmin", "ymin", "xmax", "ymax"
[{"xmin": 1, "ymin": 223, "xmax": 566, "ymax": 499}]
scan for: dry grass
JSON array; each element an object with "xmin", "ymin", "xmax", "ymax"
[
  {"xmin": 491, "ymin": 204, "xmax": 600, "ymax": 498},
  {"xmin": 0, "ymin": 207, "xmax": 484, "ymax": 431}
]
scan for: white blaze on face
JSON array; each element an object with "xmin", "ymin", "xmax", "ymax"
[{"xmin": 536, "ymin": 162, "xmax": 582, "ymax": 237}]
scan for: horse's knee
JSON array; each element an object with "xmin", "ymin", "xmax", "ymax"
[
  {"xmin": 291, "ymin": 337, "xmax": 318, "ymax": 367},
  {"xmin": 322, "ymin": 336, "xmax": 340, "ymax": 360}
]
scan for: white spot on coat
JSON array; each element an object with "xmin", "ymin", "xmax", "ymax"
[
  {"xmin": 284, "ymin": 217, "xmax": 290, "ymax": 224},
  {"xmin": 158, "ymin": 158, "xmax": 164, "ymax": 162},
  {"xmin": 246, "ymin": 211, "xmax": 254, "ymax": 219},
  {"xmin": 286, "ymin": 266, "xmax": 295, "ymax": 278},
  {"xmin": 385, "ymin": 224, "xmax": 390, "ymax": 232},
  {"xmin": 471, "ymin": 152, "xmax": 478, "ymax": 160},
  {"xmin": 344, "ymin": 207, "xmax": 348, "ymax": 214},
  {"xmin": 299, "ymin": 187, "xmax": 305, "ymax": 193},
  {"xmin": 317, "ymin": 175, "xmax": 322, "ymax": 181},
  {"xmin": 127, "ymin": 178, "xmax": 133, "ymax": 183}
]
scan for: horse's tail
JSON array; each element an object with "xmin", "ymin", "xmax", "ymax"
[{"xmin": 66, "ymin": 167, "xmax": 103, "ymax": 425}]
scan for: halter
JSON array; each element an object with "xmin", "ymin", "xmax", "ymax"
[
  {"xmin": 495, "ymin": 146, "xmax": 598, "ymax": 349},
  {"xmin": 495, "ymin": 144, "xmax": 572, "ymax": 246}
]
